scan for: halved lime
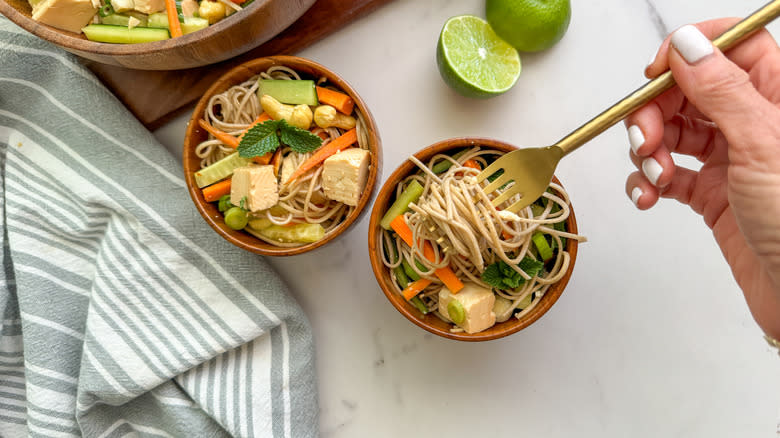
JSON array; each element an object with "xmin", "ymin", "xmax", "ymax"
[
  {"xmin": 486, "ymin": 0, "xmax": 571, "ymax": 53},
  {"xmin": 436, "ymin": 15, "xmax": 522, "ymax": 99}
]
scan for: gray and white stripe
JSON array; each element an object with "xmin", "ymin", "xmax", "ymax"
[{"xmin": 0, "ymin": 16, "xmax": 317, "ymax": 438}]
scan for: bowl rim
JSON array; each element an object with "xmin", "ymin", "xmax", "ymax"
[
  {"xmin": 182, "ymin": 55, "xmax": 382, "ymax": 256},
  {"xmin": 0, "ymin": 0, "xmax": 307, "ymax": 56},
  {"xmin": 367, "ymin": 137, "xmax": 579, "ymax": 341}
]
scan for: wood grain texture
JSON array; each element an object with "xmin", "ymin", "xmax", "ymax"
[
  {"xmin": 83, "ymin": 0, "xmax": 395, "ymax": 129},
  {"xmin": 182, "ymin": 56, "xmax": 382, "ymax": 257},
  {"xmin": 0, "ymin": 0, "xmax": 316, "ymax": 70},
  {"xmin": 367, "ymin": 138, "xmax": 579, "ymax": 342}
]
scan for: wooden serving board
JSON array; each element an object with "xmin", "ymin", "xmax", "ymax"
[{"xmin": 83, "ymin": 0, "xmax": 394, "ymax": 130}]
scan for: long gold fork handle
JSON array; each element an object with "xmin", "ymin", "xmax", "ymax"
[{"xmin": 554, "ymin": 0, "xmax": 780, "ymax": 156}]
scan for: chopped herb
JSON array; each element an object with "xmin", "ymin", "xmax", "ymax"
[
  {"xmin": 481, "ymin": 257, "xmax": 545, "ymax": 290},
  {"xmin": 237, "ymin": 119, "xmax": 322, "ymax": 158}
]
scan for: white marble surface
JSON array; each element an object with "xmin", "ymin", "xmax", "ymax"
[{"xmin": 153, "ymin": 0, "xmax": 780, "ymax": 436}]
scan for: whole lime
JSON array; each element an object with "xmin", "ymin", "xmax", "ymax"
[
  {"xmin": 436, "ymin": 15, "xmax": 522, "ymax": 99},
  {"xmin": 485, "ymin": 0, "xmax": 572, "ymax": 52}
]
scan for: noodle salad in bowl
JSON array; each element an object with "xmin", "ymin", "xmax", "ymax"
[
  {"xmin": 183, "ymin": 56, "xmax": 380, "ymax": 256},
  {"xmin": 368, "ymin": 138, "xmax": 585, "ymax": 340}
]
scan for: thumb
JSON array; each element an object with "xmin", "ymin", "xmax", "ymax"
[{"xmin": 668, "ymin": 25, "xmax": 780, "ymax": 157}]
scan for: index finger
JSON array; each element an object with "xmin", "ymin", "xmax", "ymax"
[{"xmin": 646, "ymin": 18, "xmax": 779, "ymax": 78}]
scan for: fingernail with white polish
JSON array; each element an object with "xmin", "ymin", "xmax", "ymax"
[
  {"xmin": 627, "ymin": 125, "xmax": 645, "ymax": 155},
  {"xmin": 671, "ymin": 25, "xmax": 714, "ymax": 64},
  {"xmin": 642, "ymin": 157, "xmax": 664, "ymax": 186},
  {"xmin": 631, "ymin": 187, "xmax": 643, "ymax": 207}
]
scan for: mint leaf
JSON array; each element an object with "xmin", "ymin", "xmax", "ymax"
[
  {"xmin": 481, "ymin": 257, "xmax": 546, "ymax": 291},
  {"xmin": 481, "ymin": 263, "xmax": 505, "ymax": 289},
  {"xmin": 518, "ymin": 256, "xmax": 544, "ymax": 279},
  {"xmin": 279, "ymin": 120, "xmax": 322, "ymax": 154},
  {"xmin": 238, "ymin": 120, "xmax": 281, "ymax": 158},
  {"xmin": 236, "ymin": 119, "xmax": 322, "ymax": 158}
]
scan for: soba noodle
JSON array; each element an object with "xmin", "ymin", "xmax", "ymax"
[
  {"xmin": 195, "ymin": 65, "xmax": 370, "ymax": 247},
  {"xmin": 379, "ymin": 146, "xmax": 586, "ymax": 329}
]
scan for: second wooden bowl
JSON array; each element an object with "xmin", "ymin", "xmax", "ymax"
[
  {"xmin": 368, "ymin": 137, "xmax": 578, "ymax": 341},
  {"xmin": 183, "ymin": 55, "xmax": 382, "ymax": 256},
  {"xmin": 0, "ymin": 0, "xmax": 315, "ymax": 70}
]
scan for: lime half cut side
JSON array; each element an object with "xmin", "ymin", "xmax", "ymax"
[{"xmin": 436, "ymin": 15, "xmax": 522, "ymax": 99}]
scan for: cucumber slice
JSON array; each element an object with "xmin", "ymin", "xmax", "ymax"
[
  {"xmin": 258, "ymin": 80, "xmax": 319, "ymax": 106},
  {"xmin": 258, "ymin": 223, "xmax": 326, "ymax": 244},
  {"xmin": 101, "ymin": 13, "xmax": 148, "ymax": 27},
  {"xmin": 147, "ymin": 13, "xmax": 167, "ymax": 28},
  {"xmin": 517, "ymin": 292, "xmax": 533, "ymax": 309},
  {"xmin": 147, "ymin": 13, "xmax": 209, "ymax": 34},
  {"xmin": 82, "ymin": 24, "xmax": 169, "ymax": 44},
  {"xmin": 193, "ymin": 152, "xmax": 252, "ymax": 188},
  {"xmin": 493, "ymin": 295, "xmax": 514, "ymax": 323},
  {"xmin": 532, "ymin": 232, "xmax": 554, "ymax": 261},
  {"xmin": 380, "ymin": 180, "xmax": 424, "ymax": 230},
  {"xmin": 432, "ymin": 148, "xmax": 468, "ymax": 174}
]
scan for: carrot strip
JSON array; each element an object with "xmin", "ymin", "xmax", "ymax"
[
  {"xmin": 202, "ymin": 179, "xmax": 231, "ymax": 202},
  {"xmin": 164, "ymin": 0, "xmax": 182, "ymax": 38},
  {"xmin": 198, "ymin": 119, "xmax": 240, "ymax": 149},
  {"xmin": 287, "ymin": 128, "xmax": 357, "ymax": 183},
  {"xmin": 433, "ymin": 267, "xmax": 462, "ymax": 292},
  {"xmin": 316, "ymin": 86, "xmax": 354, "ymax": 115},
  {"xmin": 199, "ymin": 118, "xmax": 273, "ymax": 164},
  {"xmin": 462, "ymin": 159, "xmax": 481, "ymax": 170},
  {"xmin": 402, "ymin": 279, "xmax": 432, "ymax": 301},
  {"xmin": 239, "ymin": 113, "xmax": 271, "ymax": 140},
  {"xmin": 389, "ymin": 215, "xmax": 414, "ymax": 246},
  {"xmin": 313, "ymin": 129, "xmax": 329, "ymax": 140},
  {"xmin": 270, "ymin": 148, "xmax": 283, "ymax": 176},
  {"xmin": 389, "ymin": 216, "xmax": 464, "ymax": 293},
  {"xmin": 200, "ymin": 113, "xmax": 271, "ymax": 148}
]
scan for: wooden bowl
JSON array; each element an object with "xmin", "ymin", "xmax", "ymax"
[
  {"xmin": 0, "ymin": 0, "xmax": 315, "ymax": 70},
  {"xmin": 183, "ymin": 55, "xmax": 382, "ymax": 256},
  {"xmin": 368, "ymin": 138, "xmax": 579, "ymax": 341}
]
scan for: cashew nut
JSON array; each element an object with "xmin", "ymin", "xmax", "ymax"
[
  {"xmin": 181, "ymin": 0, "xmax": 199, "ymax": 17},
  {"xmin": 198, "ymin": 0, "xmax": 226, "ymax": 24},
  {"xmin": 313, "ymin": 105, "xmax": 357, "ymax": 130},
  {"xmin": 260, "ymin": 95, "xmax": 313, "ymax": 130}
]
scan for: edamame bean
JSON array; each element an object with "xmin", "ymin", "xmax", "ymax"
[{"xmin": 224, "ymin": 206, "xmax": 248, "ymax": 230}]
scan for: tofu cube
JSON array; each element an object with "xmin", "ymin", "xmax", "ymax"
[
  {"xmin": 180, "ymin": 0, "xmax": 198, "ymax": 17},
  {"xmin": 111, "ymin": 0, "xmax": 134, "ymax": 12},
  {"xmin": 133, "ymin": 0, "xmax": 164, "ymax": 14},
  {"xmin": 321, "ymin": 148, "xmax": 370, "ymax": 207},
  {"xmin": 438, "ymin": 283, "xmax": 496, "ymax": 334},
  {"xmin": 492, "ymin": 295, "xmax": 514, "ymax": 323},
  {"xmin": 230, "ymin": 165, "xmax": 278, "ymax": 212},
  {"xmin": 32, "ymin": 0, "xmax": 97, "ymax": 34},
  {"xmin": 279, "ymin": 154, "xmax": 296, "ymax": 186}
]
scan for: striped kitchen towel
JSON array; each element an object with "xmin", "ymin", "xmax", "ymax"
[{"xmin": 0, "ymin": 18, "xmax": 317, "ymax": 438}]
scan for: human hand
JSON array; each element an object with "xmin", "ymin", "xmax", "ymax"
[{"xmin": 624, "ymin": 19, "xmax": 780, "ymax": 341}]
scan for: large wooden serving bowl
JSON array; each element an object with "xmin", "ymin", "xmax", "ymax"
[
  {"xmin": 0, "ymin": 0, "xmax": 315, "ymax": 70},
  {"xmin": 368, "ymin": 138, "xmax": 579, "ymax": 341},
  {"xmin": 183, "ymin": 56, "xmax": 381, "ymax": 256}
]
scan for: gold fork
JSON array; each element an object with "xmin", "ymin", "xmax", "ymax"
[{"xmin": 477, "ymin": 0, "xmax": 780, "ymax": 213}]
